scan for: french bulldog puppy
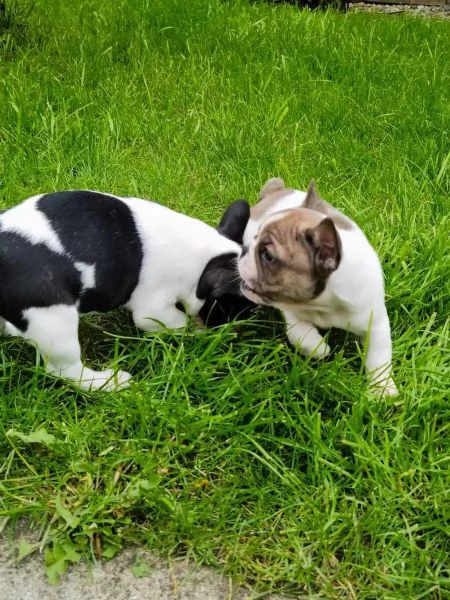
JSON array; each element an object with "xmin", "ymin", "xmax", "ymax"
[
  {"xmin": 198, "ymin": 199, "xmax": 256, "ymax": 327},
  {"xmin": 238, "ymin": 178, "xmax": 398, "ymax": 396},
  {"xmin": 0, "ymin": 191, "xmax": 249, "ymax": 391}
]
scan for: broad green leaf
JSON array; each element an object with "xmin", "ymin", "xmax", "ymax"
[
  {"xmin": 55, "ymin": 496, "xmax": 81, "ymax": 529},
  {"xmin": 127, "ymin": 476, "xmax": 162, "ymax": 499},
  {"xmin": 44, "ymin": 540, "xmax": 82, "ymax": 584},
  {"xmin": 61, "ymin": 541, "xmax": 81, "ymax": 564},
  {"xmin": 17, "ymin": 539, "xmax": 39, "ymax": 562},
  {"xmin": 140, "ymin": 475, "xmax": 162, "ymax": 490},
  {"xmin": 7, "ymin": 428, "xmax": 56, "ymax": 446},
  {"xmin": 132, "ymin": 561, "xmax": 152, "ymax": 578},
  {"xmin": 45, "ymin": 558, "xmax": 69, "ymax": 585},
  {"xmin": 102, "ymin": 544, "xmax": 120, "ymax": 559}
]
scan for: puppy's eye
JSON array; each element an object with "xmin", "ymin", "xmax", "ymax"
[{"xmin": 261, "ymin": 248, "xmax": 274, "ymax": 264}]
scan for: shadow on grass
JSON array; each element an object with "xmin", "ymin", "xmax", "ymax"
[
  {"xmin": 0, "ymin": 1, "xmax": 37, "ymax": 53},
  {"xmin": 0, "ymin": 305, "xmax": 364, "ymax": 400}
]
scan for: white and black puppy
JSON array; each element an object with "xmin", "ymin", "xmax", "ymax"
[
  {"xmin": 0, "ymin": 191, "xmax": 249, "ymax": 391},
  {"xmin": 238, "ymin": 178, "xmax": 398, "ymax": 396}
]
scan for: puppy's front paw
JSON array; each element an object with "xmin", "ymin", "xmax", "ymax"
[
  {"xmin": 2, "ymin": 321, "xmax": 21, "ymax": 337},
  {"xmin": 191, "ymin": 315, "xmax": 206, "ymax": 332},
  {"xmin": 286, "ymin": 321, "xmax": 330, "ymax": 360},
  {"xmin": 98, "ymin": 369, "xmax": 132, "ymax": 392},
  {"xmin": 371, "ymin": 378, "xmax": 399, "ymax": 397},
  {"xmin": 113, "ymin": 369, "xmax": 133, "ymax": 390},
  {"xmin": 76, "ymin": 368, "xmax": 132, "ymax": 392},
  {"xmin": 309, "ymin": 341, "xmax": 331, "ymax": 360}
]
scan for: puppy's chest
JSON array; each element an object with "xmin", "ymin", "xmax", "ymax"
[
  {"xmin": 288, "ymin": 295, "xmax": 356, "ymax": 329},
  {"xmin": 296, "ymin": 308, "xmax": 349, "ymax": 329}
]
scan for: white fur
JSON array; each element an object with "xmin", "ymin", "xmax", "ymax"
[
  {"xmin": 1, "ymin": 195, "xmax": 65, "ymax": 254},
  {"xmin": 22, "ymin": 305, "xmax": 132, "ymax": 391},
  {"xmin": 122, "ymin": 197, "xmax": 237, "ymax": 329},
  {"xmin": 75, "ymin": 262, "xmax": 96, "ymax": 290},
  {"xmin": 243, "ymin": 192, "xmax": 398, "ymax": 396},
  {"xmin": 244, "ymin": 191, "xmax": 307, "ymax": 241}
]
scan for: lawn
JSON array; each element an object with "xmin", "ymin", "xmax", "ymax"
[{"xmin": 0, "ymin": 0, "xmax": 449, "ymax": 597}]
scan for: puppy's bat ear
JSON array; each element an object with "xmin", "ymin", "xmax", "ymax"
[
  {"xmin": 305, "ymin": 217, "xmax": 342, "ymax": 277},
  {"xmin": 303, "ymin": 180, "xmax": 325, "ymax": 212},
  {"xmin": 217, "ymin": 200, "xmax": 250, "ymax": 245},
  {"xmin": 259, "ymin": 177, "xmax": 285, "ymax": 199}
]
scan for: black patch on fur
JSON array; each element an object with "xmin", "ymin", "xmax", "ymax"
[
  {"xmin": 37, "ymin": 191, "xmax": 143, "ymax": 312},
  {"xmin": 197, "ymin": 252, "xmax": 255, "ymax": 327},
  {"xmin": 199, "ymin": 294, "xmax": 255, "ymax": 327},
  {"xmin": 0, "ymin": 231, "xmax": 81, "ymax": 330},
  {"xmin": 197, "ymin": 253, "xmax": 240, "ymax": 301}
]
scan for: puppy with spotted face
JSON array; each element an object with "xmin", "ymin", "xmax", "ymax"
[
  {"xmin": 239, "ymin": 178, "xmax": 398, "ymax": 396},
  {"xmin": 0, "ymin": 191, "xmax": 249, "ymax": 391}
]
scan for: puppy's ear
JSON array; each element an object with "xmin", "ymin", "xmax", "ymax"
[
  {"xmin": 217, "ymin": 200, "xmax": 250, "ymax": 245},
  {"xmin": 196, "ymin": 253, "xmax": 240, "ymax": 300},
  {"xmin": 305, "ymin": 217, "xmax": 342, "ymax": 277},
  {"xmin": 259, "ymin": 177, "xmax": 285, "ymax": 199},
  {"xmin": 303, "ymin": 180, "xmax": 328, "ymax": 214}
]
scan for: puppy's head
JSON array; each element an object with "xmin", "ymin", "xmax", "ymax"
[
  {"xmin": 238, "ymin": 206, "xmax": 342, "ymax": 306},
  {"xmin": 197, "ymin": 200, "xmax": 254, "ymax": 326}
]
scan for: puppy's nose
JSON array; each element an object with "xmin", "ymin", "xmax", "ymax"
[{"xmin": 241, "ymin": 244, "xmax": 249, "ymax": 257}]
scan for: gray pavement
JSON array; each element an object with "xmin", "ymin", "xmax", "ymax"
[{"xmin": 0, "ymin": 535, "xmax": 288, "ymax": 600}]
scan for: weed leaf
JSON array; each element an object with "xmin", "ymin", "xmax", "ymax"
[
  {"xmin": 17, "ymin": 539, "xmax": 39, "ymax": 562},
  {"xmin": 132, "ymin": 561, "xmax": 152, "ymax": 578},
  {"xmin": 44, "ymin": 541, "xmax": 82, "ymax": 584},
  {"xmin": 54, "ymin": 496, "xmax": 81, "ymax": 529},
  {"xmin": 7, "ymin": 428, "xmax": 56, "ymax": 446}
]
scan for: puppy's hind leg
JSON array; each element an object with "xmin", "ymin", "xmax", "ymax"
[
  {"xmin": 362, "ymin": 314, "xmax": 398, "ymax": 397},
  {"xmin": 22, "ymin": 305, "xmax": 131, "ymax": 391}
]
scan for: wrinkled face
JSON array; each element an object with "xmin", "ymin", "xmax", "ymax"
[{"xmin": 238, "ymin": 208, "xmax": 342, "ymax": 306}]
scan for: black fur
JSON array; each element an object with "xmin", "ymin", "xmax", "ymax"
[
  {"xmin": 217, "ymin": 199, "xmax": 250, "ymax": 245},
  {"xmin": 0, "ymin": 232, "xmax": 82, "ymax": 330},
  {"xmin": 197, "ymin": 253, "xmax": 240, "ymax": 301},
  {"xmin": 37, "ymin": 191, "xmax": 143, "ymax": 312},
  {"xmin": 0, "ymin": 191, "xmax": 143, "ymax": 330},
  {"xmin": 198, "ymin": 199, "xmax": 256, "ymax": 327}
]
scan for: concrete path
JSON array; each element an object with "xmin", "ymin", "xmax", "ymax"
[{"xmin": 0, "ymin": 536, "xmax": 288, "ymax": 600}]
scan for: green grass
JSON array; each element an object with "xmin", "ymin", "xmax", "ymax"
[{"xmin": 0, "ymin": 0, "xmax": 449, "ymax": 597}]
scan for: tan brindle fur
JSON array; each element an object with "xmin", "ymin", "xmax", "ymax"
[{"xmin": 243, "ymin": 208, "xmax": 341, "ymax": 304}]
